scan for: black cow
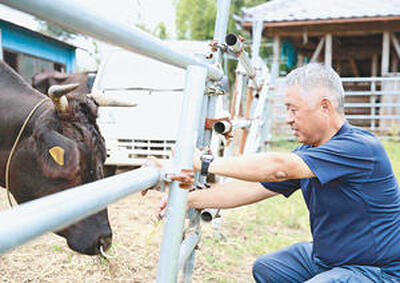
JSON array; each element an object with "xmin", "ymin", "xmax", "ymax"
[{"xmin": 0, "ymin": 61, "xmax": 111, "ymax": 255}]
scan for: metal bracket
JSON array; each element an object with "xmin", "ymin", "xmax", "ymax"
[
  {"xmin": 205, "ymin": 85, "xmax": 225, "ymax": 96},
  {"xmin": 166, "ymin": 169, "xmax": 194, "ymax": 189}
]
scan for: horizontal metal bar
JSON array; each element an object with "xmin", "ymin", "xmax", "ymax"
[
  {"xmin": 341, "ymin": 77, "xmax": 400, "ymax": 82},
  {"xmin": 344, "ymin": 91, "xmax": 400, "ymax": 96},
  {"xmin": 270, "ymin": 91, "xmax": 400, "ymax": 97},
  {"xmin": 0, "ymin": 166, "xmax": 161, "ymax": 254},
  {"xmin": 344, "ymin": 103, "xmax": 400, "ymax": 107},
  {"xmin": 272, "ymin": 114, "xmax": 400, "ymax": 120},
  {"xmin": 346, "ymin": 115, "xmax": 400, "ymax": 119},
  {"xmin": 232, "ymin": 119, "xmax": 252, "ymax": 129},
  {"xmin": 0, "ymin": 0, "xmax": 223, "ymax": 81}
]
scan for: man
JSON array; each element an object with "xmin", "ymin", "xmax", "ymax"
[{"xmin": 158, "ymin": 63, "xmax": 400, "ymax": 282}]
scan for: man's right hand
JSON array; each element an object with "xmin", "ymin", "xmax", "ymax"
[{"xmin": 158, "ymin": 195, "xmax": 168, "ymax": 220}]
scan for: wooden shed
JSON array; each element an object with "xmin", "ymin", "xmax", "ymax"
[{"xmin": 238, "ymin": 0, "xmax": 400, "ymax": 134}]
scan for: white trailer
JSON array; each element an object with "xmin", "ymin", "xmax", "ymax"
[{"xmin": 93, "ymin": 41, "xmax": 209, "ymax": 174}]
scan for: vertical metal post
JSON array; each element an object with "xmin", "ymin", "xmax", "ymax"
[
  {"xmin": 251, "ymin": 20, "xmax": 263, "ymax": 63},
  {"xmin": 212, "ymin": 0, "xmax": 231, "ymax": 65},
  {"xmin": 325, "ymin": 33, "xmax": 332, "ymax": 68},
  {"xmin": 241, "ymin": 20, "xmax": 263, "ymax": 153},
  {"xmin": 370, "ymin": 80, "xmax": 376, "ymax": 131},
  {"xmin": 382, "ymin": 31, "xmax": 390, "ymax": 76},
  {"xmin": 371, "ymin": 53, "xmax": 378, "ymax": 77},
  {"xmin": 271, "ymin": 35, "xmax": 280, "ymax": 85},
  {"xmin": 202, "ymin": 0, "xmax": 231, "ymax": 146},
  {"xmin": 181, "ymin": 1, "xmax": 230, "ymax": 281},
  {"xmin": 156, "ymin": 65, "xmax": 207, "ymax": 283}
]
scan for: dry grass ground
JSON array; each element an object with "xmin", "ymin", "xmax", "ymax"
[
  {"xmin": 0, "ymin": 140, "xmax": 397, "ymax": 282},
  {"xmin": 0, "ymin": 180, "xmax": 310, "ymax": 282},
  {"xmin": 0, "ymin": 184, "xmax": 310, "ymax": 282}
]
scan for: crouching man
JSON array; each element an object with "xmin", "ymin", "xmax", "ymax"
[{"xmin": 158, "ymin": 63, "xmax": 400, "ymax": 282}]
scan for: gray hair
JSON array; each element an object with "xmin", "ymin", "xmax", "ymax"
[{"xmin": 285, "ymin": 63, "xmax": 345, "ymax": 114}]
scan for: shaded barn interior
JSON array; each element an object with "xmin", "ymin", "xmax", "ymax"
[
  {"xmin": 0, "ymin": 18, "xmax": 76, "ymax": 83},
  {"xmin": 239, "ymin": 0, "xmax": 400, "ymax": 134}
]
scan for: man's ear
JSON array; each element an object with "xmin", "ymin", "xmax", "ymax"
[
  {"xmin": 320, "ymin": 97, "xmax": 333, "ymax": 113},
  {"xmin": 34, "ymin": 129, "xmax": 81, "ymax": 181}
]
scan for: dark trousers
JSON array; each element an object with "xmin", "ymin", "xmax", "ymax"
[{"xmin": 252, "ymin": 242, "xmax": 399, "ymax": 282}]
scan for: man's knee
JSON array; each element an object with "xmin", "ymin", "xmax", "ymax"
[
  {"xmin": 252, "ymin": 254, "xmax": 277, "ymax": 283},
  {"xmin": 252, "ymin": 242, "xmax": 315, "ymax": 283}
]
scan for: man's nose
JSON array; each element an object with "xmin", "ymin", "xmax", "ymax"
[{"xmin": 286, "ymin": 113, "xmax": 294, "ymax": 125}]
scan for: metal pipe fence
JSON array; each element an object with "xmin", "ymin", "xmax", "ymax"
[
  {"xmin": 156, "ymin": 65, "xmax": 207, "ymax": 282},
  {"xmin": 0, "ymin": 166, "xmax": 160, "ymax": 254},
  {"xmin": 0, "ymin": 0, "xmax": 274, "ymax": 281},
  {"xmin": 0, "ymin": 0, "xmax": 223, "ymax": 81},
  {"xmin": 0, "ymin": 1, "xmax": 234, "ymax": 282}
]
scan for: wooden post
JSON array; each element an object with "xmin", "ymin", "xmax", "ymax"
[
  {"xmin": 382, "ymin": 31, "xmax": 390, "ymax": 76},
  {"xmin": 311, "ymin": 36, "xmax": 325, "ymax": 62},
  {"xmin": 271, "ymin": 35, "xmax": 280, "ymax": 84},
  {"xmin": 371, "ymin": 53, "xmax": 378, "ymax": 77},
  {"xmin": 240, "ymin": 87, "xmax": 253, "ymax": 154},
  {"xmin": 325, "ymin": 33, "xmax": 333, "ymax": 68},
  {"xmin": 391, "ymin": 54, "xmax": 398, "ymax": 72}
]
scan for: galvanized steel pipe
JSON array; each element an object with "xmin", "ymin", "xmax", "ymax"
[
  {"xmin": 226, "ymin": 33, "xmax": 256, "ymax": 80},
  {"xmin": 0, "ymin": 166, "xmax": 161, "ymax": 254},
  {"xmin": 178, "ymin": 232, "xmax": 201, "ymax": 270},
  {"xmin": 0, "ymin": 0, "xmax": 223, "ymax": 81},
  {"xmin": 156, "ymin": 65, "xmax": 207, "ymax": 282}
]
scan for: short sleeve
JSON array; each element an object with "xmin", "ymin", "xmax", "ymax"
[
  {"xmin": 260, "ymin": 179, "xmax": 301, "ymax": 198},
  {"xmin": 295, "ymin": 135, "xmax": 375, "ymax": 185}
]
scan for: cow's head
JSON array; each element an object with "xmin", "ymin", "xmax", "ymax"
[
  {"xmin": 11, "ymin": 83, "xmax": 111, "ymax": 255},
  {"xmin": 32, "ymin": 71, "xmax": 95, "ymax": 95}
]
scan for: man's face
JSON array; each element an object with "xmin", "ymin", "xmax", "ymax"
[{"xmin": 284, "ymin": 85, "xmax": 326, "ymax": 145}]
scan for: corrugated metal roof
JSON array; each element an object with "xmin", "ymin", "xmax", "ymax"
[{"xmin": 242, "ymin": 0, "xmax": 400, "ymax": 23}]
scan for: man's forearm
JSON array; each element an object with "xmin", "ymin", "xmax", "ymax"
[
  {"xmin": 187, "ymin": 180, "xmax": 277, "ymax": 209},
  {"xmin": 206, "ymin": 152, "xmax": 314, "ymax": 182}
]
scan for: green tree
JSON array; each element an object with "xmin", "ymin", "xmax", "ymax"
[
  {"xmin": 175, "ymin": 0, "xmax": 269, "ymax": 86},
  {"xmin": 153, "ymin": 22, "xmax": 169, "ymax": 39},
  {"xmin": 176, "ymin": 0, "xmax": 267, "ymax": 40}
]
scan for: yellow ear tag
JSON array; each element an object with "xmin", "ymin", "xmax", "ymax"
[{"xmin": 49, "ymin": 146, "xmax": 65, "ymax": 166}]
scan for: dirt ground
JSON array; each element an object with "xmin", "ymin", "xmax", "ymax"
[{"xmin": 0, "ymin": 185, "xmax": 254, "ymax": 282}]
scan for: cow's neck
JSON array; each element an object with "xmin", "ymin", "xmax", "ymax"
[{"xmin": 0, "ymin": 62, "xmax": 50, "ymax": 185}]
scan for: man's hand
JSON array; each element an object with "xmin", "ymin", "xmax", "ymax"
[
  {"xmin": 158, "ymin": 195, "xmax": 168, "ymax": 219},
  {"xmin": 193, "ymin": 148, "xmax": 202, "ymax": 171},
  {"xmin": 141, "ymin": 156, "xmax": 165, "ymax": 196}
]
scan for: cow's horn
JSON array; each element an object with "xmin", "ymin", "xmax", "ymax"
[
  {"xmin": 88, "ymin": 92, "xmax": 137, "ymax": 107},
  {"xmin": 48, "ymin": 83, "xmax": 79, "ymax": 112}
]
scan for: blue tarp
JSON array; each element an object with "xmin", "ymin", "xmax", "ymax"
[{"xmin": 281, "ymin": 41, "xmax": 297, "ymax": 68}]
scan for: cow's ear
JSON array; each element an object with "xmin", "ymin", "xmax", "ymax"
[{"xmin": 34, "ymin": 130, "xmax": 81, "ymax": 181}]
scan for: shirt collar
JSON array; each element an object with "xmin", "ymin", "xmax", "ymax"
[{"xmin": 334, "ymin": 120, "xmax": 350, "ymax": 137}]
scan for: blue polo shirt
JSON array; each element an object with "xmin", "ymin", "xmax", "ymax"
[{"xmin": 261, "ymin": 122, "xmax": 400, "ymax": 277}]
